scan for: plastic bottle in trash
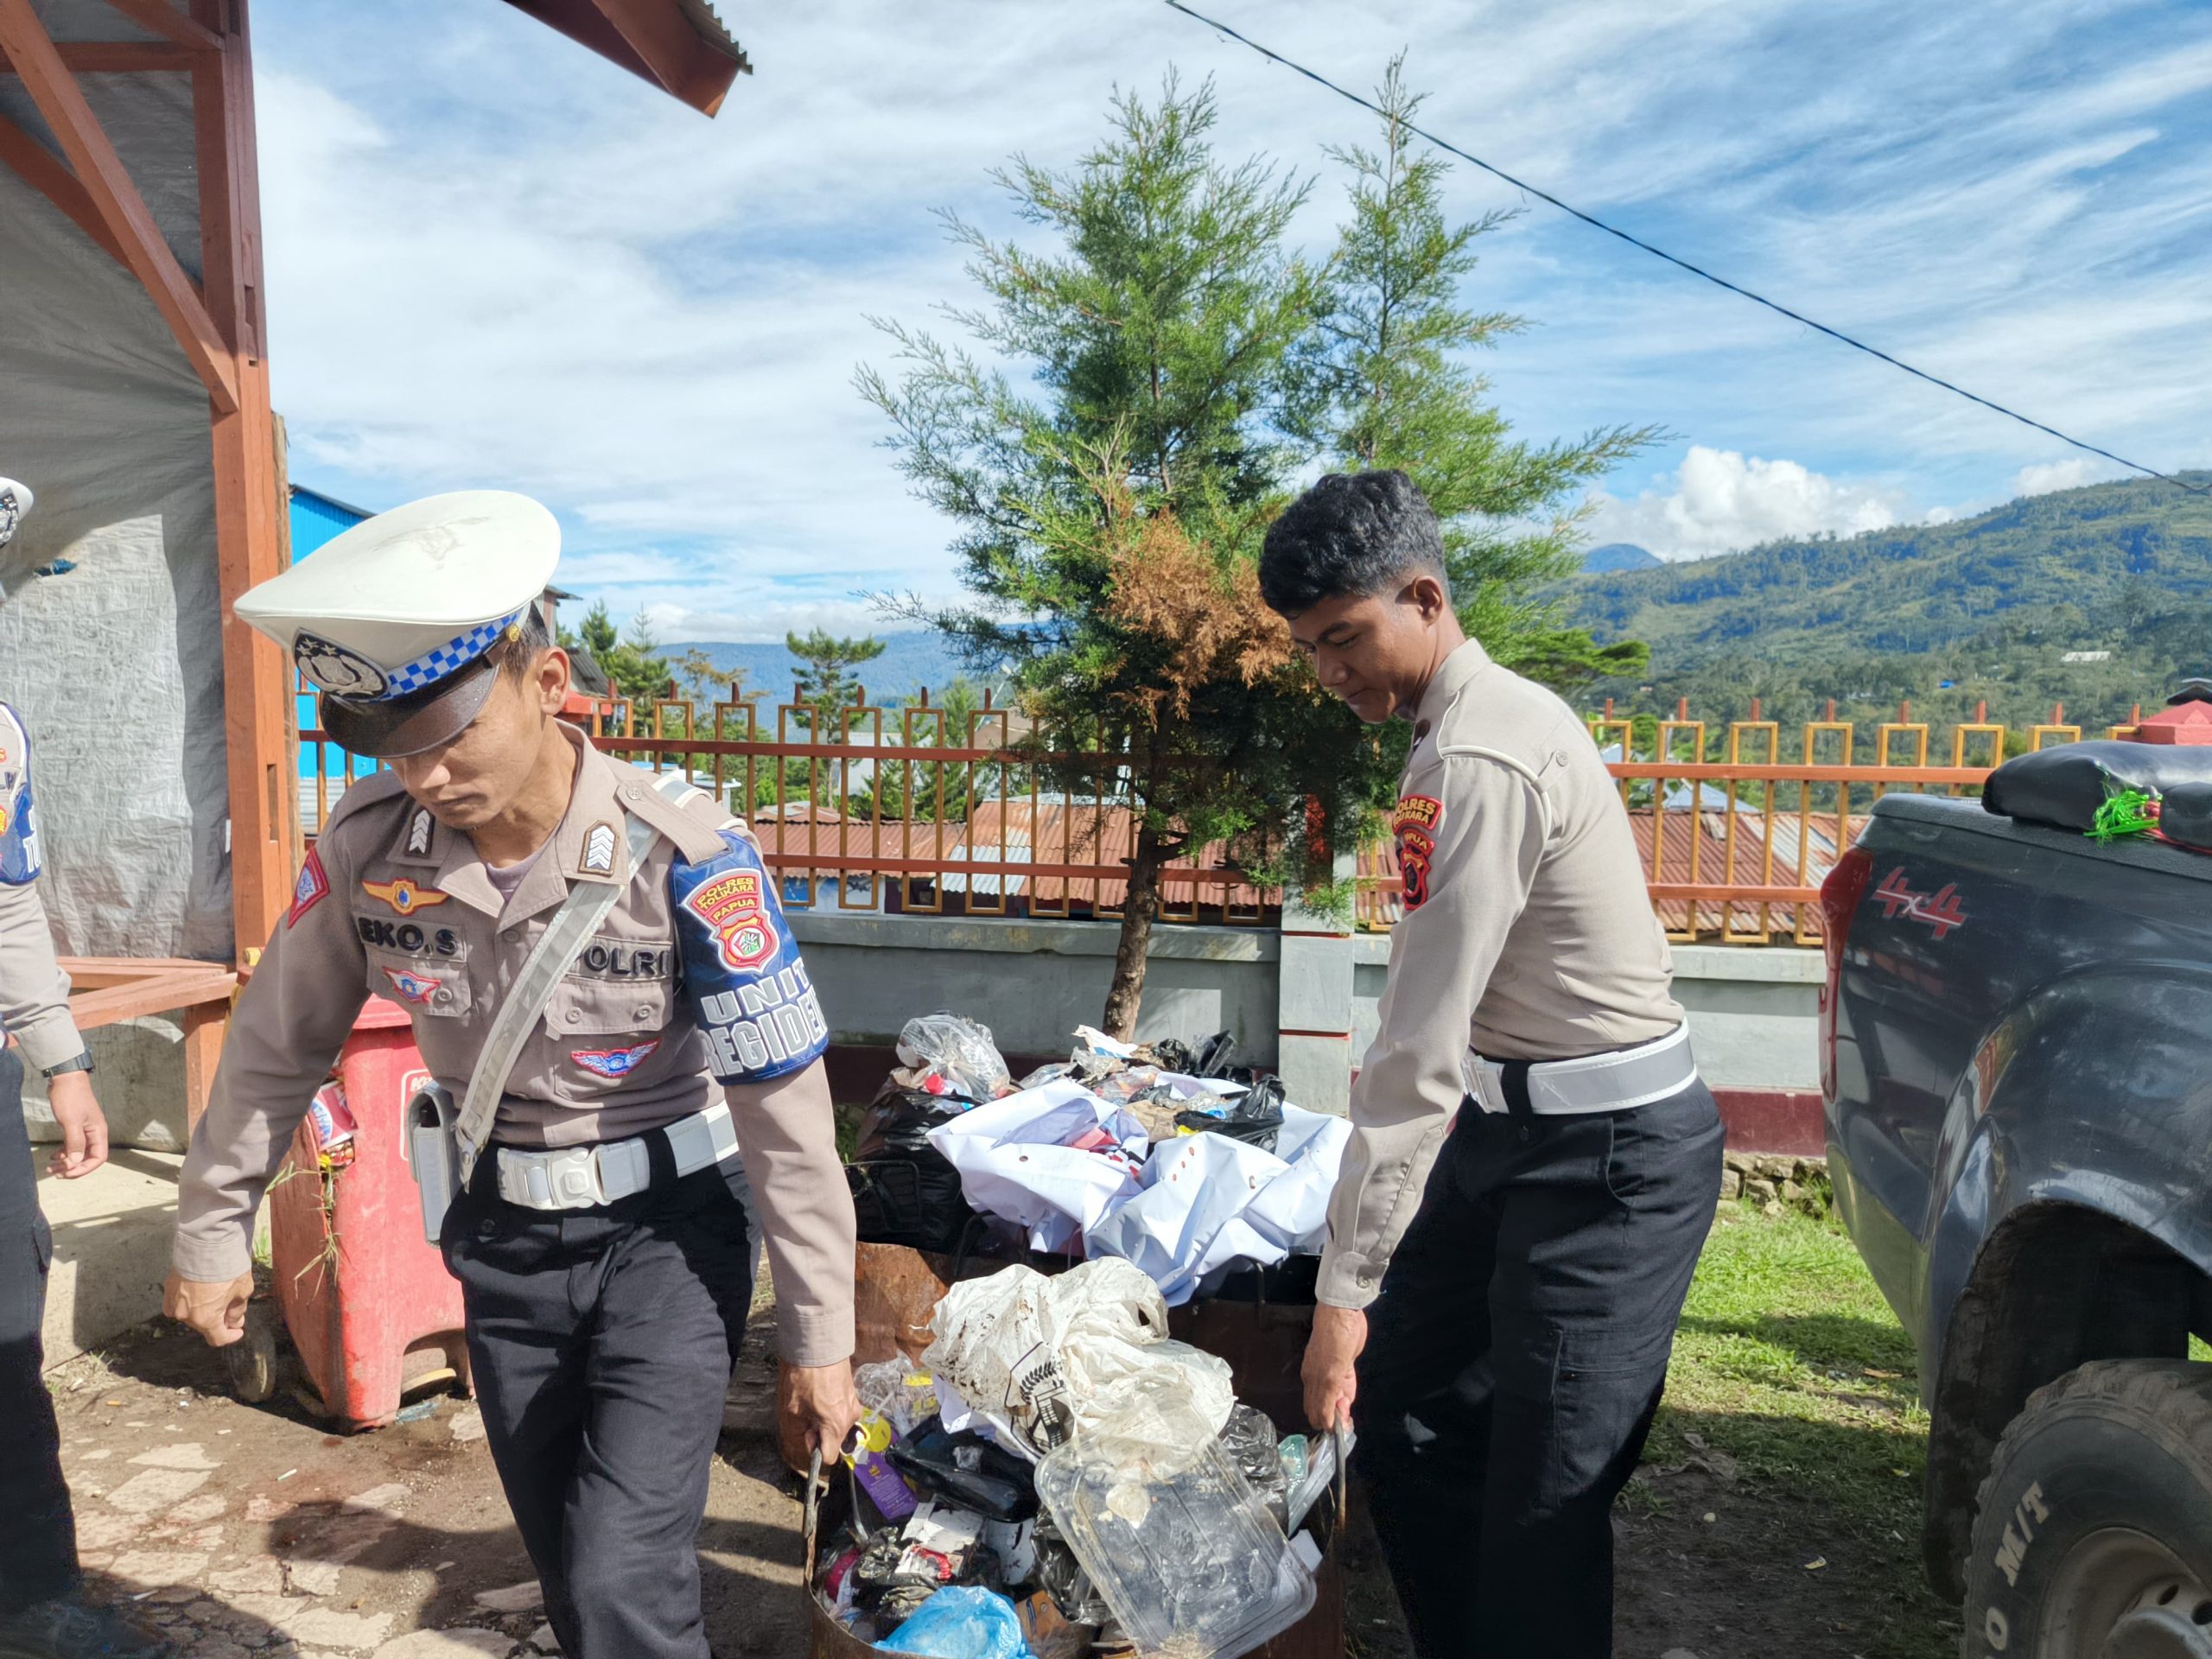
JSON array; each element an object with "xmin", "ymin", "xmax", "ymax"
[{"xmin": 1033, "ymin": 1396, "xmax": 1313, "ymax": 1659}]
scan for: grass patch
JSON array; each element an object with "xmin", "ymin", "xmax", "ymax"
[{"xmin": 1649, "ymin": 1200, "xmax": 1955, "ymax": 1659}]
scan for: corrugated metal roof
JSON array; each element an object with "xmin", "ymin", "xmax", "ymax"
[{"xmin": 671, "ymin": 0, "xmax": 747, "ymax": 66}]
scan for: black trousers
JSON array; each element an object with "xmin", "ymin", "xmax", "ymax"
[
  {"xmin": 1354, "ymin": 1078, "xmax": 1724, "ymax": 1658},
  {"xmin": 441, "ymin": 1147, "xmax": 760, "ymax": 1659},
  {"xmin": 0, "ymin": 1047, "xmax": 77, "ymax": 1612}
]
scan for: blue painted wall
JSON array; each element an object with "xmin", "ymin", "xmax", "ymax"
[{"xmin": 289, "ymin": 486, "xmax": 373, "ymax": 785}]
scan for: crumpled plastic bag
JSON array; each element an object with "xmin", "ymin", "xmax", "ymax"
[
  {"xmin": 874, "ymin": 1586, "xmax": 1034, "ymax": 1657},
  {"xmin": 896, "ymin": 1013, "xmax": 1014, "ymax": 1103},
  {"xmin": 921, "ymin": 1258, "xmax": 1236, "ymax": 1461}
]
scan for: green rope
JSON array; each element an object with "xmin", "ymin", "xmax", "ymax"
[{"xmin": 2089, "ymin": 786, "xmax": 2160, "ymax": 842}]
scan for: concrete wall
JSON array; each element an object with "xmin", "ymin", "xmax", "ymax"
[
  {"xmin": 1350, "ymin": 938, "xmax": 1819, "ymax": 1093},
  {"xmin": 793, "ymin": 911, "xmax": 1818, "ymax": 1104},
  {"xmin": 789, "ymin": 913, "xmax": 1281, "ymax": 1066},
  {"xmin": 23, "ymin": 1015, "xmax": 193, "ymax": 1151}
]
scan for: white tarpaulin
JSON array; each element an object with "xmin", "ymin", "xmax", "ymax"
[
  {"xmin": 926, "ymin": 1080, "xmax": 1150, "ymax": 1255},
  {"xmin": 928, "ymin": 1080, "xmax": 1351, "ymax": 1303},
  {"xmin": 1085, "ymin": 1107, "xmax": 1351, "ymax": 1304},
  {"xmin": 0, "ymin": 7, "xmax": 232, "ymax": 962}
]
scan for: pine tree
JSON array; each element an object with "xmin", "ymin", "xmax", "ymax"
[
  {"xmin": 862, "ymin": 71, "xmax": 1657, "ymax": 1035},
  {"xmin": 565, "ymin": 600, "xmax": 673, "ymax": 704},
  {"xmin": 785, "ymin": 630, "xmax": 887, "ymax": 740},
  {"xmin": 861, "ymin": 76, "xmax": 1393, "ymax": 1037},
  {"xmin": 1289, "ymin": 57, "xmax": 1653, "ymax": 693}
]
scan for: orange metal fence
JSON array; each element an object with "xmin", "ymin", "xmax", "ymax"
[
  {"xmin": 302, "ymin": 688, "xmax": 2087, "ymax": 946},
  {"xmin": 302, "ymin": 683, "xmax": 1274, "ymax": 927}
]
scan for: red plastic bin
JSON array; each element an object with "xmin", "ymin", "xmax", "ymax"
[{"xmin": 267, "ymin": 996, "xmax": 471, "ymax": 1430}]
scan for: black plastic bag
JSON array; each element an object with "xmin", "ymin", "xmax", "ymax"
[
  {"xmin": 2158, "ymin": 781, "xmax": 2212, "ymax": 850},
  {"xmin": 1983, "ymin": 740, "xmax": 2212, "ymax": 832},
  {"xmin": 1146, "ymin": 1037, "xmax": 1198, "ymax": 1074},
  {"xmin": 847, "ymin": 1084, "xmax": 976, "ymax": 1251},
  {"xmin": 891, "ymin": 1415, "xmax": 1039, "ymax": 1522},
  {"xmin": 1032, "ymin": 1512, "xmax": 1115, "ymax": 1629},
  {"xmin": 855, "ymin": 1085, "xmax": 966, "ymax": 1159},
  {"xmin": 1192, "ymin": 1030, "xmax": 1239, "ymax": 1078},
  {"xmin": 1146, "ymin": 1030, "xmax": 1239, "ymax": 1079},
  {"xmin": 1174, "ymin": 1074, "xmax": 1287, "ymax": 1154}
]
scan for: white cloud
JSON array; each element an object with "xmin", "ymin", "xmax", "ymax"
[
  {"xmin": 640, "ymin": 597, "xmax": 935, "ymax": 645},
  {"xmin": 2010, "ymin": 456, "xmax": 2130, "ymax": 498},
  {"xmin": 1586, "ymin": 446, "xmax": 1905, "ymax": 561},
  {"xmin": 249, "ymin": 0, "xmax": 2212, "ymax": 620}
]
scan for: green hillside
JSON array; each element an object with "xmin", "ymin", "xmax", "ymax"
[{"xmin": 1565, "ymin": 470, "xmax": 2212, "ymax": 745}]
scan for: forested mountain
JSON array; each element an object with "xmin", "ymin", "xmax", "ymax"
[
  {"xmin": 1581, "ymin": 541, "xmax": 1661, "ymax": 573},
  {"xmin": 1564, "ymin": 472, "xmax": 2212, "ymax": 742}
]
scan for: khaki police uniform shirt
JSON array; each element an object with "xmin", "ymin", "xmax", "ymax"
[
  {"xmin": 0, "ymin": 705, "xmax": 82, "ymax": 1071},
  {"xmin": 1317, "ymin": 639, "xmax": 1684, "ymax": 1310},
  {"xmin": 175, "ymin": 727, "xmax": 858, "ymax": 1366},
  {"xmin": 0, "ymin": 879, "xmax": 79, "ymax": 1071}
]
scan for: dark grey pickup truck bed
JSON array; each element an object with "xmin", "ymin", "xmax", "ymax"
[{"xmin": 1824, "ymin": 790, "xmax": 2212, "ymax": 1632}]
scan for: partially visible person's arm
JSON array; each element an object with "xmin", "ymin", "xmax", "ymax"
[
  {"xmin": 1305, "ymin": 753, "xmax": 1548, "ymax": 1427},
  {"xmin": 169, "ymin": 843, "xmax": 368, "ymax": 1344}
]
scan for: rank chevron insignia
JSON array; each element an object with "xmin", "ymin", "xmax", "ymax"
[
  {"xmin": 406, "ymin": 808, "xmax": 434, "ymax": 855},
  {"xmin": 361, "ymin": 876, "xmax": 451, "ymax": 917},
  {"xmin": 571, "ymin": 1040, "xmax": 658, "ymax": 1078},
  {"xmin": 582, "ymin": 821, "xmax": 618, "ymax": 876}
]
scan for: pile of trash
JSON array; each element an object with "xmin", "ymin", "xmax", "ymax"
[
  {"xmin": 815, "ymin": 1259, "xmax": 1338, "ymax": 1657},
  {"xmin": 845, "ymin": 1017, "xmax": 1350, "ymax": 1305}
]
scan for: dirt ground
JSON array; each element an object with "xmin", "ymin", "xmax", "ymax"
[{"xmin": 48, "ymin": 1300, "xmax": 1948, "ymax": 1659}]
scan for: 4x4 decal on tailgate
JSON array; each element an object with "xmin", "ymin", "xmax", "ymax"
[{"xmin": 1875, "ymin": 867, "xmax": 1967, "ymax": 940}]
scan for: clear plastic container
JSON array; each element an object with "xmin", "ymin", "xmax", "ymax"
[{"xmin": 1033, "ymin": 1398, "xmax": 1314, "ymax": 1659}]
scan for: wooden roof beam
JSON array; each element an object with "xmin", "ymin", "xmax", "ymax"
[
  {"xmin": 0, "ymin": 0, "xmax": 236, "ymax": 412},
  {"xmin": 499, "ymin": 0, "xmax": 745, "ymax": 116},
  {"xmin": 99, "ymin": 0, "xmax": 224, "ymax": 54},
  {"xmin": 0, "ymin": 41, "xmax": 196, "ymax": 72},
  {"xmin": 0, "ymin": 111, "xmax": 131, "ymax": 270}
]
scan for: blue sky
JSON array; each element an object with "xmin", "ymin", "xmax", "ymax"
[{"xmin": 253, "ymin": 0, "xmax": 2212, "ymax": 640}]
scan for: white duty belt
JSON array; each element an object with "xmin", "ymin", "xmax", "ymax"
[
  {"xmin": 1463, "ymin": 1024, "xmax": 1697, "ymax": 1116},
  {"xmin": 493, "ymin": 1102, "xmax": 740, "ymax": 1211}
]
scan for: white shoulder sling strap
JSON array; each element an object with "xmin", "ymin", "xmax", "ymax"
[{"xmin": 453, "ymin": 771, "xmax": 692, "ymax": 1181}]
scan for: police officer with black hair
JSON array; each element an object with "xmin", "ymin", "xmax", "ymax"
[
  {"xmin": 0, "ymin": 477, "xmax": 174, "ymax": 1659},
  {"xmin": 1260, "ymin": 469, "xmax": 1725, "ymax": 1656}
]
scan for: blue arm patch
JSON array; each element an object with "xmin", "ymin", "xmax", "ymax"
[
  {"xmin": 671, "ymin": 828, "xmax": 829, "ymax": 1084},
  {"xmin": 0, "ymin": 704, "xmax": 41, "ymax": 886}
]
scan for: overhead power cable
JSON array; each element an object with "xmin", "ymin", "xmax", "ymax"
[{"xmin": 1164, "ymin": 0, "xmax": 2207, "ymax": 497}]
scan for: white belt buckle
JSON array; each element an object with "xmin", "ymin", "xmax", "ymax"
[
  {"xmin": 1461, "ymin": 1052, "xmax": 1509, "ymax": 1115},
  {"xmin": 499, "ymin": 1144, "xmax": 606, "ymax": 1210}
]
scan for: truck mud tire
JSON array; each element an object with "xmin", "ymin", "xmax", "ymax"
[{"xmin": 1962, "ymin": 1358, "xmax": 2212, "ymax": 1658}]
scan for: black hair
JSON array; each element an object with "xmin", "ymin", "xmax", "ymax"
[
  {"xmin": 1258, "ymin": 469, "xmax": 1450, "ymax": 615},
  {"xmin": 488, "ymin": 601, "xmax": 552, "ymax": 682}
]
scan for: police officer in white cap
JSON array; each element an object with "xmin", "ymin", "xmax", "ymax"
[
  {"xmin": 167, "ymin": 493, "xmax": 861, "ymax": 1659},
  {"xmin": 0, "ymin": 479, "xmax": 175, "ymax": 1659}
]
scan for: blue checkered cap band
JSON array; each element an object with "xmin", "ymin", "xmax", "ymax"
[{"xmin": 378, "ymin": 607, "xmax": 530, "ymax": 701}]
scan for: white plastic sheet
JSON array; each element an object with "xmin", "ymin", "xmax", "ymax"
[
  {"xmin": 929, "ymin": 1074, "xmax": 1351, "ymax": 1304},
  {"xmin": 925, "ymin": 1079, "xmax": 1149, "ymax": 1254},
  {"xmin": 1085, "ymin": 1106, "xmax": 1351, "ymax": 1304}
]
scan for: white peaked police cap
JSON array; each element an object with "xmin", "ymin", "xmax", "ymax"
[
  {"xmin": 234, "ymin": 490, "xmax": 560, "ymax": 759},
  {"xmin": 0, "ymin": 478, "xmax": 32, "ymax": 549}
]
